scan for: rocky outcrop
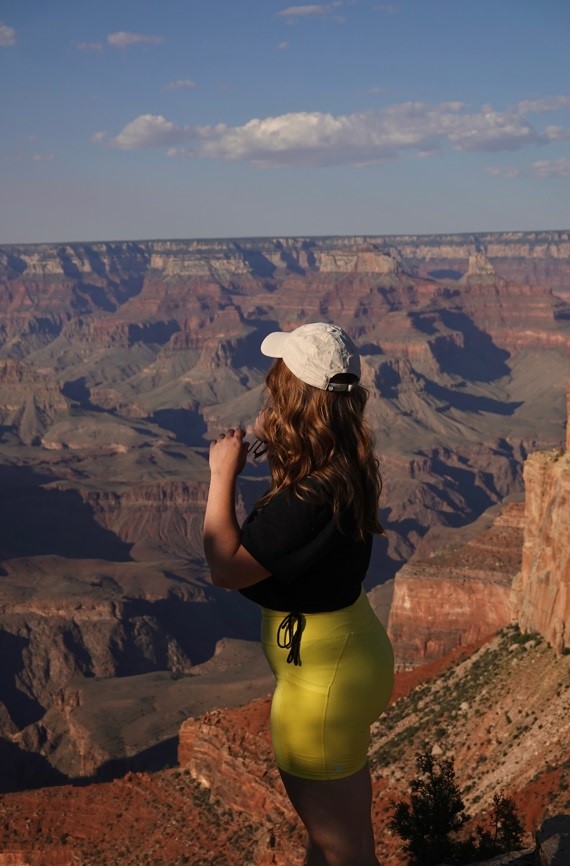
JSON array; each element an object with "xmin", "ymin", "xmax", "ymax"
[
  {"xmin": 453, "ymin": 263, "xmax": 570, "ymax": 355},
  {"xmin": 0, "ymin": 566, "xmax": 205, "ymax": 728},
  {"xmin": 511, "ymin": 385, "xmax": 570, "ymax": 653},
  {"xmin": 0, "ymin": 360, "xmax": 71, "ymax": 445},
  {"xmin": 387, "ymin": 501, "xmax": 524, "ymax": 670},
  {"xmin": 464, "ymin": 251, "xmax": 499, "ymax": 279},
  {"xmin": 178, "ymin": 699, "xmax": 287, "ymax": 819},
  {"xmin": 81, "ymin": 479, "xmax": 211, "ymax": 559},
  {"xmin": 535, "ymin": 815, "xmax": 570, "ymax": 866}
]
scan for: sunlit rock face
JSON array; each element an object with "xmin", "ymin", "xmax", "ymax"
[{"xmin": 511, "ymin": 383, "xmax": 570, "ymax": 654}]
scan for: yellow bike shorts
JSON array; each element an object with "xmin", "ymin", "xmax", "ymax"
[{"xmin": 261, "ymin": 587, "xmax": 394, "ymax": 781}]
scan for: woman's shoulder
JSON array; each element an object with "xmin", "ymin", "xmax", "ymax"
[
  {"xmin": 254, "ymin": 477, "xmax": 331, "ymax": 518},
  {"xmin": 258, "ymin": 475, "xmax": 325, "ymax": 500}
]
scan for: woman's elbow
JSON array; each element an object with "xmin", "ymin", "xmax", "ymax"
[
  {"xmin": 208, "ymin": 564, "xmax": 239, "ymax": 589},
  {"xmin": 210, "ymin": 570, "xmax": 231, "ymax": 588}
]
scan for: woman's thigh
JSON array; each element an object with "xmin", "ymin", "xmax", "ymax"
[{"xmin": 278, "ymin": 763, "xmax": 379, "ymax": 865}]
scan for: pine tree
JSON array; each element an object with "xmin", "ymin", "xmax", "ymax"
[
  {"xmin": 390, "ymin": 752, "xmax": 526, "ymax": 865},
  {"xmin": 472, "ymin": 793, "xmax": 525, "ymax": 859},
  {"xmin": 389, "ymin": 752, "xmax": 469, "ymax": 866}
]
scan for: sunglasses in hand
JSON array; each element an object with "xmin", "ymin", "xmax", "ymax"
[{"xmin": 247, "ymin": 439, "xmax": 268, "ymax": 459}]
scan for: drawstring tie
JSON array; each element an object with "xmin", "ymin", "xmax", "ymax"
[{"xmin": 277, "ymin": 612, "xmax": 306, "ymax": 666}]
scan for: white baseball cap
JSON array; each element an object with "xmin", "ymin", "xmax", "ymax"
[{"xmin": 260, "ymin": 322, "xmax": 361, "ymax": 392}]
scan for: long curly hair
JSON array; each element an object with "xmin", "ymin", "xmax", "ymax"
[{"xmin": 256, "ymin": 358, "xmax": 384, "ymax": 539}]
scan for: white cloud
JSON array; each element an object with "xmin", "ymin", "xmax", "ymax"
[
  {"xmin": 74, "ymin": 41, "xmax": 103, "ymax": 51},
  {"xmin": 164, "ymin": 79, "xmax": 197, "ymax": 90},
  {"xmin": 0, "ymin": 21, "xmax": 15, "ymax": 46},
  {"xmin": 110, "ymin": 114, "xmax": 189, "ymax": 150},
  {"xmin": 107, "ymin": 31, "xmax": 165, "ymax": 48},
  {"xmin": 32, "ymin": 153, "xmax": 54, "ymax": 162},
  {"xmin": 91, "ymin": 131, "xmax": 107, "ymax": 143},
  {"xmin": 110, "ymin": 99, "xmax": 566, "ymax": 167},
  {"xmin": 277, "ymin": 41, "xmax": 289, "ymax": 50},
  {"xmin": 278, "ymin": 5, "xmax": 329, "ymax": 17},
  {"xmin": 373, "ymin": 4, "xmax": 399, "ymax": 12},
  {"xmin": 531, "ymin": 158, "xmax": 570, "ymax": 178},
  {"xmin": 516, "ymin": 95, "xmax": 570, "ymax": 114},
  {"xmin": 368, "ymin": 86, "xmax": 389, "ymax": 95}
]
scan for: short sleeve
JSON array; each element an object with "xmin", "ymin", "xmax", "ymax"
[{"xmin": 240, "ymin": 487, "xmax": 337, "ymax": 584}]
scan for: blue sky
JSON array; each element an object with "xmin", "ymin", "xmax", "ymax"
[{"xmin": 1, "ymin": 0, "xmax": 570, "ymax": 243}]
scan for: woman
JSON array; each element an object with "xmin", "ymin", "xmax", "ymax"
[{"xmin": 203, "ymin": 322, "xmax": 394, "ymax": 866}]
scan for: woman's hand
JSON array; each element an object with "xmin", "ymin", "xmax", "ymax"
[{"xmin": 209, "ymin": 428, "xmax": 249, "ymax": 479}]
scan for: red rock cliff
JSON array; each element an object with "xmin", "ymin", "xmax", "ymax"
[
  {"xmin": 387, "ymin": 501, "xmax": 524, "ymax": 670},
  {"xmin": 178, "ymin": 698, "xmax": 304, "ymax": 865},
  {"xmin": 511, "ymin": 383, "xmax": 570, "ymax": 652}
]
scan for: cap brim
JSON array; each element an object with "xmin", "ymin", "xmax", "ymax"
[{"xmin": 260, "ymin": 331, "xmax": 290, "ymax": 358}]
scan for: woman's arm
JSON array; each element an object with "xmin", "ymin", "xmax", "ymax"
[{"xmin": 203, "ymin": 428, "xmax": 271, "ymax": 589}]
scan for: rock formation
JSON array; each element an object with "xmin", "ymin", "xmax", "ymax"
[
  {"xmin": 465, "ymin": 251, "xmax": 498, "ymax": 278},
  {"xmin": 389, "ymin": 379, "xmax": 570, "ymax": 669},
  {"xmin": 388, "ymin": 501, "xmax": 524, "ymax": 670},
  {"xmin": 178, "ymin": 700, "xmax": 287, "ymax": 822},
  {"xmin": 511, "ymin": 383, "xmax": 570, "ymax": 653},
  {"xmin": 0, "ymin": 359, "xmax": 70, "ymax": 445}
]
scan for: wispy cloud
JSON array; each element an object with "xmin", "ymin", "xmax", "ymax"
[
  {"xmin": 368, "ymin": 86, "xmax": 389, "ymax": 95},
  {"xmin": 91, "ymin": 131, "xmax": 107, "ymax": 144},
  {"xmin": 164, "ymin": 79, "xmax": 197, "ymax": 90},
  {"xmin": 0, "ymin": 21, "xmax": 15, "ymax": 46},
  {"xmin": 74, "ymin": 41, "xmax": 103, "ymax": 51},
  {"xmin": 107, "ymin": 31, "xmax": 165, "ymax": 48},
  {"xmin": 278, "ymin": 5, "xmax": 330, "ymax": 17},
  {"xmin": 484, "ymin": 165, "xmax": 519, "ymax": 178},
  {"xmin": 373, "ymin": 4, "xmax": 399, "ymax": 13},
  {"xmin": 531, "ymin": 158, "xmax": 570, "ymax": 178},
  {"xmin": 277, "ymin": 41, "xmax": 289, "ymax": 50},
  {"xmin": 107, "ymin": 98, "xmax": 570, "ymax": 167},
  {"xmin": 516, "ymin": 95, "xmax": 570, "ymax": 114},
  {"xmin": 32, "ymin": 153, "xmax": 54, "ymax": 162},
  {"xmin": 543, "ymin": 125, "xmax": 570, "ymax": 141}
]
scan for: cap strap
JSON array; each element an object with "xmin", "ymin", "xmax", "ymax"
[{"xmin": 326, "ymin": 382, "xmax": 357, "ymax": 392}]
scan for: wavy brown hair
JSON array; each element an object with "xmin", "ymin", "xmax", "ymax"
[{"xmin": 256, "ymin": 359, "xmax": 384, "ymax": 539}]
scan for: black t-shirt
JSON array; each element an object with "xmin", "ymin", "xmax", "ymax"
[{"xmin": 239, "ymin": 483, "xmax": 372, "ymax": 613}]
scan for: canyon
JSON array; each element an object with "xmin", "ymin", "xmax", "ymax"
[{"xmin": 0, "ymin": 231, "xmax": 569, "ymax": 798}]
